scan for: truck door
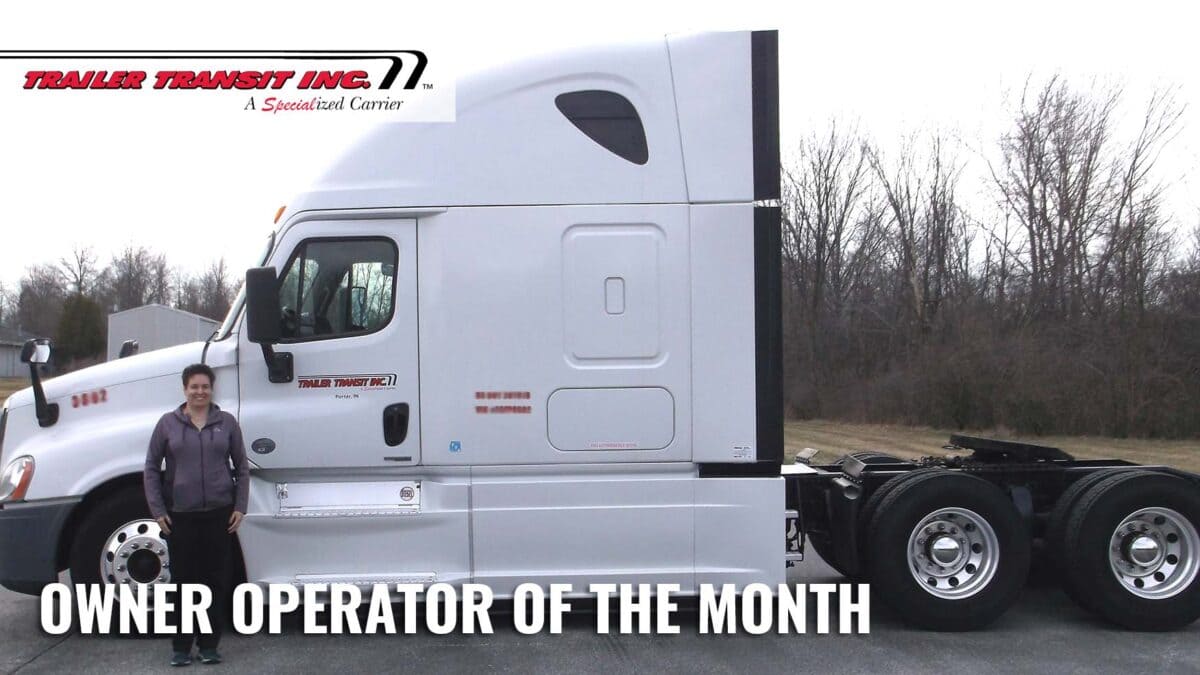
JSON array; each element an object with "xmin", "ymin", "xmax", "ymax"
[{"xmin": 238, "ymin": 218, "xmax": 420, "ymax": 468}]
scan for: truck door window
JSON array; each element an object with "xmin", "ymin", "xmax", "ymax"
[{"xmin": 277, "ymin": 238, "xmax": 398, "ymax": 341}]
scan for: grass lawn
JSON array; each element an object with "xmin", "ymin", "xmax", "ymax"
[{"xmin": 0, "ymin": 377, "xmax": 25, "ymax": 406}]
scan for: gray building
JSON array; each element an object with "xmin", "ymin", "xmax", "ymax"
[
  {"xmin": 0, "ymin": 326, "xmax": 35, "ymax": 378},
  {"xmin": 106, "ymin": 304, "xmax": 220, "ymax": 361}
]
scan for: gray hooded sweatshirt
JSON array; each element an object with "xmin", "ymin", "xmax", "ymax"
[{"xmin": 143, "ymin": 403, "xmax": 250, "ymax": 519}]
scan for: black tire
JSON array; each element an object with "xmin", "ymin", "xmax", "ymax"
[
  {"xmin": 1061, "ymin": 472, "xmax": 1200, "ymax": 631},
  {"xmin": 69, "ymin": 488, "xmax": 155, "ymax": 585},
  {"xmin": 70, "ymin": 488, "xmax": 247, "ymax": 635},
  {"xmin": 1044, "ymin": 469, "xmax": 1147, "ymax": 610},
  {"xmin": 864, "ymin": 471, "xmax": 1030, "ymax": 631},
  {"xmin": 68, "ymin": 488, "xmax": 161, "ymax": 637}
]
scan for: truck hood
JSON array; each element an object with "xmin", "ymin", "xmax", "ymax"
[{"xmin": 3, "ymin": 341, "xmax": 206, "ymax": 410}]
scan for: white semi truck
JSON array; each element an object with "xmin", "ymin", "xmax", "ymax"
[{"xmin": 1, "ymin": 31, "xmax": 1198, "ymax": 632}]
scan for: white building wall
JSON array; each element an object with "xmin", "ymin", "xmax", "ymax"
[
  {"xmin": 0, "ymin": 344, "xmax": 20, "ymax": 378},
  {"xmin": 106, "ymin": 305, "xmax": 219, "ymax": 361}
]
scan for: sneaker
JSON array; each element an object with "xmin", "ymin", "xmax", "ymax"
[
  {"xmin": 171, "ymin": 651, "xmax": 192, "ymax": 667},
  {"xmin": 198, "ymin": 649, "xmax": 222, "ymax": 665}
]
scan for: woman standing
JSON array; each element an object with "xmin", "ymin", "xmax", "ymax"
[{"xmin": 144, "ymin": 363, "xmax": 250, "ymax": 667}]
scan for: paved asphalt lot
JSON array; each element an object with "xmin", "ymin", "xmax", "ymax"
[{"xmin": 1, "ymin": 555, "xmax": 1197, "ymax": 675}]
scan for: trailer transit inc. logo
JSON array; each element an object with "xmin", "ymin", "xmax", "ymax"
[
  {"xmin": 2, "ymin": 50, "xmax": 454, "ymax": 120},
  {"xmin": 297, "ymin": 373, "xmax": 398, "ymax": 390}
]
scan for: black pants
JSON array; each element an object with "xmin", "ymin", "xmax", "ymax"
[{"xmin": 167, "ymin": 505, "xmax": 233, "ymax": 652}]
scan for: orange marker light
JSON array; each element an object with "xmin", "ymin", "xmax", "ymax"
[
  {"xmin": 12, "ymin": 460, "xmax": 34, "ymax": 501},
  {"xmin": 274, "ymin": 205, "xmax": 287, "ymax": 224}
]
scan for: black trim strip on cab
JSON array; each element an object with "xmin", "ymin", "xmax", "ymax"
[
  {"xmin": 751, "ymin": 30, "xmax": 780, "ymax": 202},
  {"xmin": 754, "ymin": 206, "xmax": 784, "ymax": 470}
]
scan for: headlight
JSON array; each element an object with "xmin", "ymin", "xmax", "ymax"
[{"xmin": 0, "ymin": 456, "xmax": 34, "ymax": 503}]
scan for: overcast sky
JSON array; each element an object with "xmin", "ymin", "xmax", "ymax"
[{"xmin": 1, "ymin": 0, "xmax": 1196, "ymax": 294}]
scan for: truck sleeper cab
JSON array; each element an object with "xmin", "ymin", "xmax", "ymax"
[{"xmin": 2, "ymin": 30, "xmax": 1199, "ymax": 632}]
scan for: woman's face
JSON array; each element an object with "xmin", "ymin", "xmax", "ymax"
[{"xmin": 184, "ymin": 374, "xmax": 212, "ymax": 408}]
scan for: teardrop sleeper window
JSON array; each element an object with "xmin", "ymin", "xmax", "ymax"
[{"xmin": 555, "ymin": 90, "xmax": 649, "ymax": 165}]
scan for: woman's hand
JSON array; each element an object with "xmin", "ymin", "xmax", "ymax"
[
  {"xmin": 156, "ymin": 515, "xmax": 172, "ymax": 535},
  {"xmin": 228, "ymin": 511, "xmax": 244, "ymax": 533}
]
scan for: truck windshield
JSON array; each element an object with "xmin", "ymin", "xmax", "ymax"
[{"xmin": 214, "ymin": 230, "xmax": 277, "ymax": 340}]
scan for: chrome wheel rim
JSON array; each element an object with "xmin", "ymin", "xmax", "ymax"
[
  {"xmin": 100, "ymin": 519, "xmax": 171, "ymax": 586},
  {"xmin": 1107, "ymin": 507, "xmax": 1199, "ymax": 599},
  {"xmin": 907, "ymin": 507, "xmax": 1000, "ymax": 599}
]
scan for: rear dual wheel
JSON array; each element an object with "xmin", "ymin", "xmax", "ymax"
[
  {"xmin": 1043, "ymin": 469, "xmax": 1140, "ymax": 609},
  {"xmin": 863, "ymin": 471, "xmax": 1030, "ymax": 631},
  {"xmin": 1058, "ymin": 472, "xmax": 1200, "ymax": 631}
]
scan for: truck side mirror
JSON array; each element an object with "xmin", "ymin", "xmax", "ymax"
[
  {"xmin": 19, "ymin": 339, "xmax": 58, "ymax": 427},
  {"xmin": 19, "ymin": 339, "xmax": 51, "ymax": 365},
  {"xmin": 244, "ymin": 267, "xmax": 293, "ymax": 384},
  {"xmin": 118, "ymin": 340, "xmax": 139, "ymax": 359},
  {"xmin": 245, "ymin": 267, "xmax": 282, "ymax": 344}
]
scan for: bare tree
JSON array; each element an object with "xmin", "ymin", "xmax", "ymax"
[
  {"xmin": 17, "ymin": 264, "xmax": 67, "ymax": 338},
  {"xmin": 989, "ymin": 77, "xmax": 1120, "ymax": 321},
  {"xmin": 58, "ymin": 245, "xmax": 99, "ymax": 296},
  {"xmin": 174, "ymin": 271, "xmax": 203, "ymax": 316},
  {"xmin": 1092, "ymin": 89, "xmax": 1183, "ymax": 319},
  {"xmin": 0, "ymin": 281, "xmax": 13, "ymax": 327},
  {"xmin": 198, "ymin": 258, "xmax": 233, "ymax": 320},
  {"xmin": 149, "ymin": 253, "xmax": 172, "ymax": 306},
  {"xmin": 174, "ymin": 260, "xmax": 234, "ymax": 320},
  {"xmin": 869, "ymin": 134, "xmax": 971, "ymax": 335},
  {"xmin": 1189, "ymin": 223, "xmax": 1200, "ymax": 270},
  {"xmin": 106, "ymin": 246, "xmax": 156, "ymax": 311},
  {"xmin": 770, "ymin": 77, "xmax": 1197, "ymax": 437},
  {"xmin": 781, "ymin": 125, "xmax": 886, "ymax": 414}
]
